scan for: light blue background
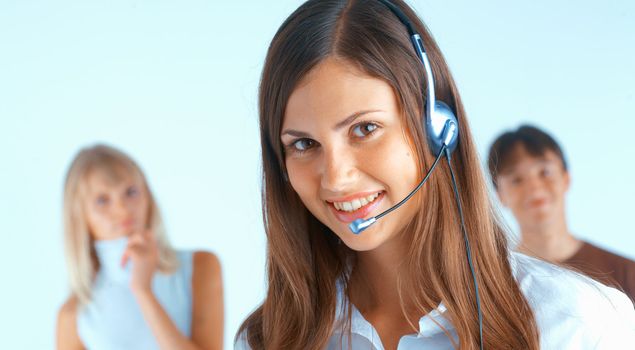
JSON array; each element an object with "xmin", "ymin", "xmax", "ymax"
[{"xmin": 1, "ymin": 0, "xmax": 633, "ymax": 349}]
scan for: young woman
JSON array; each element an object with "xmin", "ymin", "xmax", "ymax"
[
  {"xmin": 56, "ymin": 144, "xmax": 224, "ymax": 350},
  {"xmin": 236, "ymin": 0, "xmax": 635, "ymax": 349}
]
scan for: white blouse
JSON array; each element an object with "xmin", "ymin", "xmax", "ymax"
[{"xmin": 235, "ymin": 252, "xmax": 635, "ymax": 349}]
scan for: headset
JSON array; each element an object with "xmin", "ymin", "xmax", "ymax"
[{"xmin": 347, "ymin": 1, "xmax": 484, "ymax": 348}]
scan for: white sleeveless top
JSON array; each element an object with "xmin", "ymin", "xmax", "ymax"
[{"xmin": 77, "ymin": 237, "xmax": 193, "ymax": 350}]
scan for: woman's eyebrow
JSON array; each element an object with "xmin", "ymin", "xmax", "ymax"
[
  {"xmin": 281, "ymin": 129, "xmax": 311, "ymax": 138},
  {"xmin": 333, "ymin": 109, "xmax": 383, "ymax": 131},
  {"xmin": 281, "ymin": 109, "xmax": 383, "ymax": 138}
]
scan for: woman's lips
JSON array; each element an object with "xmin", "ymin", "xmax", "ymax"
[
  {"xmin": 328, "ymin": 192, "xmax": 385, "ymax": 223},
  {"xmin": 118, "ymin": 218, "xmax": 136, "ymax": 231},
  {"xmin": 528, "ymin": 197, "xmax": 548, "ymax": 209}
]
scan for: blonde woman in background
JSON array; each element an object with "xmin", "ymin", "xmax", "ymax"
[{"xmin": 56, "ymin": 144, "xmax": 223, "ymax": 350}]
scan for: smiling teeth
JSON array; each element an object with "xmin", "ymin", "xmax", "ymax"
[{"xmin": 333, "ymin": 192, "xmax": 381, "ymax": 212}]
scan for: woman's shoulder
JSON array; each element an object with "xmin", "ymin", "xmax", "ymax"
[
  {"xmin": 163, "ymin": 249, "xmax": 222, "ymax": 298},
  {"xmin": 510, "ymin": 252, "xmax": 635, "ymax": 348},
  {"xmin": 191, "ymin": 250, "xmax": 223, "ymax": 293},
  {"xmin": 57, "ymin": 296, "xmax": 79, "ymax": 320},
  {"xmin": 56, "ymin": 296, "xmax": 83, "ymax": 349},
  {"xmin": 191, "ymin": 250, "xmax": 221, "ymax": 276},
  {"xmin": 170, "ymin": 249, "xmax": 220, "ymax": 273},
  {"xmin": 173, "ymin": 249, "xmax": 219, "ymax": 264}
]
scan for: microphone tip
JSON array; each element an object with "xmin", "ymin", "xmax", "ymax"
[
  {"xmin": 348, "ymin": 219, "xmax": 365, "ymax": 234},
  {"xmin": 348, "ymin": 217, "xmax": 377, "ymax": 234}
]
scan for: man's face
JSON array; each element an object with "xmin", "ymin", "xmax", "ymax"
[{"xmin": 496, "ymin": 145, "xmax": 570, "ymax": 231}]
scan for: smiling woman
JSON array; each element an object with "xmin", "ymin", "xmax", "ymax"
[
  {"xmin": 235, "ymin": 0, "xmax": 635, "ymax": 349},
  {"xmin": 55, "ymin": 144, "xmax": 224, "ymax": 350},
  {"xmin": 281, "ymin": 60, "xmax": 421, "ymax": 252}
]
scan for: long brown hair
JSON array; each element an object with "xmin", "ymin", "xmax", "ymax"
[{"xmin": 239, "ymin": 0, "xmax": 540, "ymax": 348}]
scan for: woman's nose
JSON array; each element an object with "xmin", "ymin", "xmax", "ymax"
[
  {"xmin": 319, "ymin": 145, "xmax": 358, "ymax": 192},
  {"xmin": 112, "ymin": 196, "xmax": 131, "ymax": 219}
]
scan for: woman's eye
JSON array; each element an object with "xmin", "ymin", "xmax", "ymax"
[
  {"xmin": 292, "ymin": 139, "xmax": 316, "ymax": 152},
  {"xmin": 126, "ymin": 186, "xmax": 139, "ymax": 197},
  {"xmin": 352, "ymin": 122, "xmax": 378, "ymax": 138},
  {"xmin": 96, "ymin": 195, "xmax": 109, "ymax": 206}
]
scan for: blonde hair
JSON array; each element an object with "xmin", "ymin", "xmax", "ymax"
[{"xmin": 62, "ymin": 144, "xmax": 178, "ymax": 304}]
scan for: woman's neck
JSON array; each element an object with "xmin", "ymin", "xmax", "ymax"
[
  {"xmin": 348, "ymin": 234, "xmax": 431, "ymax": 320},
  {"xmin": 348, "ymin": 234, "xmax": 436, "ymax": 349},
  {"xmin": 352, "ymin": 249, "xmax": 403, "ymax": 310},
  {"xmin": 93, "ymin": 236, "xmax": 131, "ymax": 283}
]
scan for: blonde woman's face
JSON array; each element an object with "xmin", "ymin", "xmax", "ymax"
[
  {"xmin": 281, "ymin": 58, "xmax": 421, "ymax": 252},
  {"xmin": 83, "ymin": 169, "xmax": 149, "ymax": 240}
]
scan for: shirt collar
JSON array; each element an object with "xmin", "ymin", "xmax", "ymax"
[{"xmin": 334, "ymin": 279, "xmax": 455, "ymax": 340}]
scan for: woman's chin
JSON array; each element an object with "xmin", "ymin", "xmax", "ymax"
[{"xmin": 336, "ymin": 226, "xmax": 391, "ymax": 252}]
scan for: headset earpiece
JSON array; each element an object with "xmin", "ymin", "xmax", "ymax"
[{"xmin": 427, "ymin": 100, "xmax": 459, "ymax": 156}]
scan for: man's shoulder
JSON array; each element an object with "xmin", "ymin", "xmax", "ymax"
[
  {"xmin": 511, "ymin": 253, "xmax": 633, "ymax": 317},
  {"xmin": 579, "ymin": 241, "xmax": 635, "ymax": 269}
]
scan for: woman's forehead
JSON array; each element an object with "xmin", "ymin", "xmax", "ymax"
[
  {"xmin": 283, "ymin": 59, "xmax": 398, "ymax": 130},
  {"xmin": 85, "ymin": 163, "xmax": 140, "ymax": 188}
]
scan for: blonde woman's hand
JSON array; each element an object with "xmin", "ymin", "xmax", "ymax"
[{"xmin": 121, "ymin": 229, "xmax": 159, "ymax": 295}]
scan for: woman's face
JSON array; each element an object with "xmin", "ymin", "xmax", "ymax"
[
  {"xmin": 281, "ymin": 58, "xmax": 422, "ymax": 252},
  {"xmin": 83, "ymin": 168, "xmax": 149, "ymax": 240}
]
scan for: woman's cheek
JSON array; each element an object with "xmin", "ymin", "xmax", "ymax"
[{"xmin": 288, "ymin": 161, "xmax": 324, "ymax": 213}]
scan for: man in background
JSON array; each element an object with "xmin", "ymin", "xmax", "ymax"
[{"xmin": 488, "ymin": 124, "xmax": 635, "ymax": 302}]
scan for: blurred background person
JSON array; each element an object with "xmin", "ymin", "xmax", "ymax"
[
  {"xmin": 488, "ymin": 125, "xmax": 635, "ymax": 302},
  {"xmin": 55, "ymin": 144, "xmax": 224, "ymax": 350}
]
